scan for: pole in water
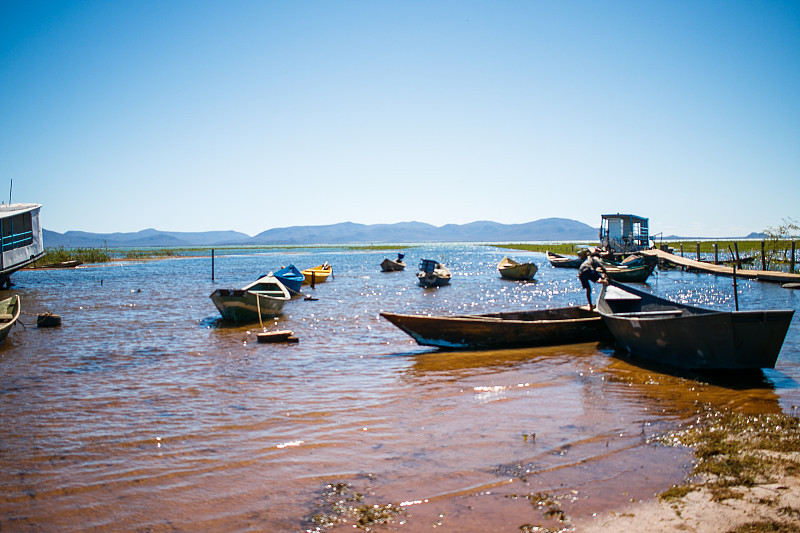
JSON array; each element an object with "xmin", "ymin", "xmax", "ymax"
[
  {"xmin": 211, "ymin": 249, "xmax": 215, "ymax": 281},
  {"xmin": 729, "ymin": 245, "xmax": 739, "ymax": 311}
]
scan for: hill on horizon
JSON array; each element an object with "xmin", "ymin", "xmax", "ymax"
[{"xmin": 42, "ymin": 218, "xmax": 599, "ymax": 247}]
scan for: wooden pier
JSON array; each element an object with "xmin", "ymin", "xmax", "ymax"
[{"xmin": 640, "ymin": 249, "xmax": 800, "ymax": 283}]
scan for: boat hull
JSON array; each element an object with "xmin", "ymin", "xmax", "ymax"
[
  {"xmin": 302, "ymin": 264, "xmax": 332, "ymax": 285},
  {"xmin": 498, "ymin": 257, "xmax": 538, "ymax": 280},
  {"xmin": 603, "ymin": 263, "xmax": 656, "ymax": 283},
  {"xmin": 0, "ymin": 294, "xmax": 21, "ymax": 343},
  {"xmin": 417, "ymin": 271, "xmax": 450, "ymax": 287},
  {"xmin": 381, "ymin": 258, "xmax": 406, "ymax": 272},
  {"xmin": 381, "ymin": 307, "xmax": 610, "ymax": 349},
  {"xmin": 274, "ymin": 265, "xmax": 304, "ymax": 294},
  {"xmin": 598, "ymin": 281, "xmax": 794, "ymax": 369},
  {"xmin": 210, "ymin": 289, "xmax": 288, "ymax": 322},
  {"xmin": 546, "ymin": 251, "xmax": 583, "ymax": 268}
]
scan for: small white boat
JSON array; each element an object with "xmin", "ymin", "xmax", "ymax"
[{"xmin": 210, "ymin": 274, "xmax": 290, "ymax": 322}]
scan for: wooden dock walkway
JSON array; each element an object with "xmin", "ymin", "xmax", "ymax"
[{"xmin": 640, "ymin": 249, "xmax": 800, "ymax": 283}]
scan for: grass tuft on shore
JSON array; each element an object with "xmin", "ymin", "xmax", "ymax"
[{"xmin": 658, "ymin": 410, "xmax": 800, "ymax": 501}]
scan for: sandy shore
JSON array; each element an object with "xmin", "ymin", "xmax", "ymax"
[{"xmin": 574, "ymin": 475, "xmax": 800, "ymax": 532}]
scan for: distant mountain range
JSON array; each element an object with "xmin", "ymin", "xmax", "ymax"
[{"xmin": 42, "ymin": 218, "xmax": 599, "ymax": 248}]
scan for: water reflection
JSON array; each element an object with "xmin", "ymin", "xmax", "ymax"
[{"xmin": 2, "ymin": 246, "xmax": 798, "ymax": 531}]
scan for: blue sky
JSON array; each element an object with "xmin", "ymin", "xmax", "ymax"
[{"xmin": 2, "ymin": 1, "xmax": 798, "ymax": 238}]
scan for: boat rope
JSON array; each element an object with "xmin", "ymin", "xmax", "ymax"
[{"xmin": 256, "ymin": 293, "xmax": 264, "ymax": 329}]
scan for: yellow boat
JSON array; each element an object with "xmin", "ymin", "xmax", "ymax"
[{"xmin": 301, "ymin": 262, "xmax": 332, "ymax": 285}]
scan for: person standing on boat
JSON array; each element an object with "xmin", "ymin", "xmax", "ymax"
[{"xmin": 578, "ymin": 251, "xmax": 609, "ymax": 310}]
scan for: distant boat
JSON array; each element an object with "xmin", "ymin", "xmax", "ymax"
[
  {"xmin": 381, "ymin": 253, "xmax": 406, "ymax": 272},
  {"xmin": 302, "ymin": 263, "xmax": 332, "ymax": 285},
  {"xmin": 497, "ymin": 257, "xmax": 538, "ymax": 280},
  {"xmin": 597, "ymin": 280, "xmax": 794, "ymax": 369},
  {"xmin": 417, "ymin": 259, "xmax": 451, "ymax": 288},
  {"xmin": 546, "ymin": 251, "xmax": 585, "ymax": 268},
  {"xmin": 0, "ymin": 294, "xmax": 21, "ymax": 343},
  {"xmin": 381, "ymin": 306, "xmax": 609, "ymax": 349},
  {"xmin": 274, "ymin": 264, "xmax": 304, "ymax": 294},
  {"xmin": 1, "ymin": 203, "xmax": 45, "ymax": 288},
  {"xmin": 210, "ymin": 274, "xmax": 290, "ymax": 322}
]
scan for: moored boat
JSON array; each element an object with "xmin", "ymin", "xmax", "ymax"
[
  {"xmin": 381, "ymin": 306, "xmax": 609, "ymax": 349},
  {"xmin": 274, "ymin": 264, "xmax": 305, "ymax": 294},
  {"xmin": 546, "ymin": 251, "xmax": 586, "ymax": 268},
  {"xmin": 599, "ymin": 257, "xmax": 656, "ymax": 283},
  {"xmin": 417, "ymin": 259, "xmax": 451, "ymax": 288},
  {"xmin": 597, "ymin": 280, "xmax": 794, "ymax": 369},
  {"xmin": 497, "ymin": 257, "xmax": 538, "ymax": 280},
  {"xmin": 0, "ymin": 294, "xmax": 21, "ymax": 343},
  {"xmin": 301, "ymin": 263, "xmax": 332, "ymax": 285},
  {"xmin": 210, "ymin": 274, "xmax": 290, "ymax": 322},
  {"xmin": 381, "ymin": 253, "xmax": 406, "ymax": 272}
]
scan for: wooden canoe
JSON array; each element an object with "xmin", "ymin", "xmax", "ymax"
[
  {"xmin": 497, "ymin": 257, "xmax": 538, "ymax": 280},
  {"xmin": 381, "ymin": 306, "xmax": 610, "ymax": 349},
  {"xmin": 302, "ymin": 263, "xmax": 332, "ymax": 285},
  {"xmin": 599, "ymin": 259, "xmax": 656, "ymax": 283},
  {"xmin": 0, "ymin": 294, "xmax": 21, "ymax": 343},
  {"xmin": 210, "ymin": 274, "xmax": 290, "ymax": 322},
  {"xmin": 597, "ymin": 281, "xmax": 794, "ymax": 369},
  {"xmin": 546, "ymin": 251, "xmax": 585, "ymax": 268}
]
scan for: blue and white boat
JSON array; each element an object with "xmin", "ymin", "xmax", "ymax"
[{"xmin": 274, "ymin": 264, "xmax": 304, "ymax": 295}]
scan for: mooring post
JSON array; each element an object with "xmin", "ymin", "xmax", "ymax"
[
  {"xmin": 696, "ymin": 242, "xmax": 700, "ymax": 262},
  {"xmin": 680, "ymin": 243, "xmax": 683, "ymax": 257},
  {"xmin": 714, "ymin": 243, "xmax": 719, "ymax": 264},
  {"xmin": 729, "ymin": 245, "xmax": 739, "ymax": 311},
  {"xmin": 792, "ymin": 241, "xmax": 796, "ymax": 274},
  {"xmin": 734, "ymin": 242, "xmax": 741, "ymax": 269},
  {"xmin": 761, "ymin": 241, "xmax": 766, "ymax": 271},
  {"xmin": 212, "ymin": 249, "xmax": 215, "ymax": 281}
]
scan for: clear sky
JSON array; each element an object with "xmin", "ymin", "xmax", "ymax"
[{"xmin": 2, "ymin": 1, "xmax": 798, "ymax": 238}]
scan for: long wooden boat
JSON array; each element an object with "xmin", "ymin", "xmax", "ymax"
[
  {"xmin": 381, "ymin": 258, "xmax": 406, "ymax": 272},
  {"xmin": 417, "ymin": 259, "xmax": 451, "ymax": 288},
  {"xmin": 210, "ymin": 274, "xmax": 290, "ymax": 322},
  {"xmin": 599, "ymin": 259, "xmax": 656, "ymax": 283},
  {"xmin": 0, "ymin": 294, "xmax": 21, "ymax": 343},
  {"xmin": 497, "ymin": 257, "xmax": 538, "ymax": 280},
  {"xmin": 381, "ymin": 306, "xmax": 610, "ymax": 349},
  {"xmin": 597, "ymin": 280, "xmax": 794, "ymax": 369},
  {"xmin": 302, "ymin": 263, "xmax": 332, "ymax": 285},
  {"xmin": 274, "ymin": 264, "xmax": 304, "ymax": 294},
  {"xmin": 546, "ymin": 251, "xmax": 585, "ymax": 268}
]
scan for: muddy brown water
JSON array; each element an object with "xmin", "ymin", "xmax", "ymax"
[{"xmin": 2, "ymin": 245, "xmax": 798, "ymax": 531}]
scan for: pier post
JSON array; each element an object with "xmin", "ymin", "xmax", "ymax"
[
  {"xmin": 212, "ymin": 249, "xmax": 215, "ymax": 281},
  {"xmin": 761, "ymin": 241, "xmax": 766, "ymax": 271},
  {"xmin": 680, "ymin": 243, "xmax": 683, "ymax": 257},
  {"xmin": 696, "ymin": 242, "xmax": 700, "ymax": 262},
  {"xmin": 714, "ymin": 243, "xmax": 719, "ymax": 264}
]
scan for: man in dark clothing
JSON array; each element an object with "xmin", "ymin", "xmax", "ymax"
[{"xmin": 578, "ymin": 252, "xmax": 609, "ymax": 310}]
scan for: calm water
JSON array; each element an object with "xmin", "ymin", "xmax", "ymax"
[{"xmin": 2, "ymin": 245, "xmax": 799, "ymax": 532}]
